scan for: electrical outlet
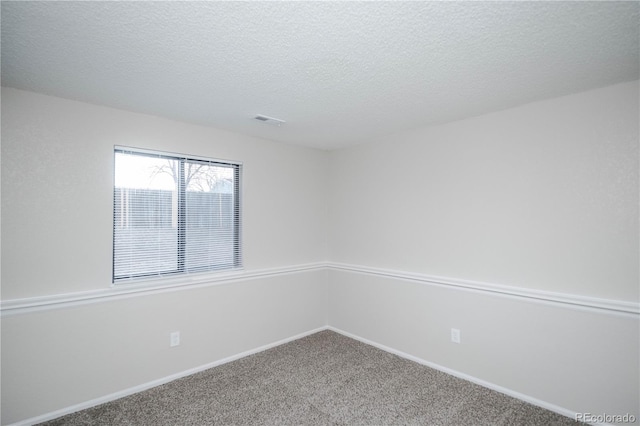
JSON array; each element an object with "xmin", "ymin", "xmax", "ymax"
[
  {"xmin": 170, "ymin": 331, "xmax": 180, "ymax": 347},
  {"xmin": 451, "ymin": 328, "xmax": 461, "ymax": 344}
]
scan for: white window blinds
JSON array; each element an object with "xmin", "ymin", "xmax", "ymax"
[{"xmin": 113, "ymin": 147, "xmax": 241, "ymax": 282}]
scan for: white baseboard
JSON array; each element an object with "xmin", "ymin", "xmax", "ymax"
[
  {"xmin": 11, "ymin": 325, "xmax": 613, "ymax": 426},
  {"xmin": 8, "ymin": 326, "xmax": 329, "ymax": 426},
  {"xmin": 326, "ymin": 326, "xmax": 583, "ymax": 423}
]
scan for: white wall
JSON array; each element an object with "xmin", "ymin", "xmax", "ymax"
[
  {"xmin": 0, "ymin": 88, "xmax": 329, "ymax": 424},
  {"xmin": 3, "ymin": 272, "xmax": 327, "ymax": 424},
  {"xmin": 329, "ymin": 80, "xmax": 638, "ymax": 300},
  {"xmin": 327, "ymin": 80, "xmax": 639, "ymax": 419},
  {"xmin": 2, "ymin": 81, "xmax": 639, "ymax": 424},
  {"xmin": 1, "ymin": 88, "xmax": 328, "ymax": 299},
  {"xmin": 328, "ymin": 270, "xmax": 639, "ymax": 419}
]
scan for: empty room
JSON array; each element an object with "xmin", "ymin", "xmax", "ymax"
[{"xmin": 1, "ymin": 2, "xmax": 638, "ymax": 425}]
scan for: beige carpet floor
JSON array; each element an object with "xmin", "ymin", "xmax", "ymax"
[{"xmin": 41, "ymin": 330, "xmax": 579, "ymax": 425}]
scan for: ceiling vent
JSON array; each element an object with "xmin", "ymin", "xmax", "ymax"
[{"xmin": 254, "ymin": 115, "xmax": 285, "ymax": 126}]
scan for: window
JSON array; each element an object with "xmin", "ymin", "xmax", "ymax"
[{"xmin": 113, "ymin": 147, "xmax": 241, "ymax": 282}]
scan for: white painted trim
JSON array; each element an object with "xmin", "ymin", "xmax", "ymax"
[
  {"xmin": 3, "ymin": 261, "xmax": 637, "ymax": 317},
  {"xmin": 327, "ymin": 262, "xmax": 640, "ymax": 317},
  {"xmin": 0, "ymin": 263, "xmax": 326, "ymax": 317},
  {"xmin": 7, "ymin": 326, "xmax": 330, "ymax": 426},
  {"xmin": 6, "ymin": 325, "xmax": 614, "ymax": 426},
  {"xmin": 326, "ymin": 326, "xmax": 583, "ymax": 423}
]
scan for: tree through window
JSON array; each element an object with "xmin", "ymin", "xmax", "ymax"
[{"xmin": 113, "ymin": 147, "xmax": 241, "ymax": 282}]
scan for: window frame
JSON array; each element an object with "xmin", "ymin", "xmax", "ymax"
[{"xmin": 112, "ymin": 146, "xmax": 243, "ymax": 284}]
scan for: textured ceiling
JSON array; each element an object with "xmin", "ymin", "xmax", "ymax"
[{"xmin": 2, "ymin": 1, "xmax": 638, "ymax": 150}]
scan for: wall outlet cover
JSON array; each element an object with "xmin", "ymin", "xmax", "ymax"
[{"xmin": 451, "ymin": 328, "xmax": 461, "ymax": 344}]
